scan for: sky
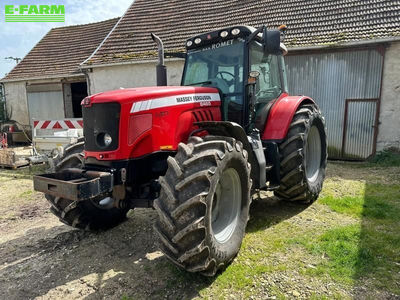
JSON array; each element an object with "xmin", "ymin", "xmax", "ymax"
[{"xmin": 0, "ymin": 0, "xmax": 133, "ymax": 78}]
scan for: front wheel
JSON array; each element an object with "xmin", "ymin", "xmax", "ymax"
[
  {"xmin": 275, "ymin": 103, "xmax": 327, "ymax": 203},
  {"xmin": 154, "ymin": 136, "xmax": 252, "ymax": 276},
  {"xmin": 46, "ymin": 140, "xmax": 129, "ymax": 231}
]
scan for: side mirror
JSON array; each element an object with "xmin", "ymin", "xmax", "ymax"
[
  {"xmin": 263, "ymin": 28, "xmax": 281, "ymax": 54},
  {"xmin": 248, "ymin": 71, "xmax": 260, "ymax": 85}
]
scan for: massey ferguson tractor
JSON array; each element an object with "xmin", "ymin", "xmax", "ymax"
[{"xmin": 34, "ymin": 25, "xmax": 327, "ymax": 276}]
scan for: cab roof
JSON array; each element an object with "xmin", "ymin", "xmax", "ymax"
[{"xmin": 186, "ymin": 25, "xmax": 288, "ymax": 55}]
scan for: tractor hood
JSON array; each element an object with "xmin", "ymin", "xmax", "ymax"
[
  {"xmin": 82, "ymin": 85, "xmax": 222, "ymax": 160},
  {"xmin": 87, "ymin": 86, "xmax": 220, "ymax": 104}
]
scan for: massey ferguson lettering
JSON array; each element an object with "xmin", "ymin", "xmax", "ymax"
[
  {"xmin": 176, "ymin": 95, "xmax": 212, "ymax": 103},
  {"xmin": 194, "ymin": 95, "xmax": 212, "ymax": 101},
  {"xmin": 176, "ymin": 96, "xmax": 192, "ymax": 103}
]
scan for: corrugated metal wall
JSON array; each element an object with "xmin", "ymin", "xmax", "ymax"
[{"xmin": 285, "ymin": 48, "xmax": 383, "ymax": 159}]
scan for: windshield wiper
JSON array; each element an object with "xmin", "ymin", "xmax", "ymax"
[{"xmin": 185, "ymin": 81, "xmax": 212, "ymax": 86}]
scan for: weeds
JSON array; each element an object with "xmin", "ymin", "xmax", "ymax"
[{"xmin": 370, "ymin": 149, "xmax": 400, "ymax": 167}]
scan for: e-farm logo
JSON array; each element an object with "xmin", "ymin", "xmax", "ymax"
[{"xmin": 4, "ymin": 4, "xmax": 65, "ymax": 22}]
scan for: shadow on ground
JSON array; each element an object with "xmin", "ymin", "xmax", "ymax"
[
  {"xmin": 248, "ymin": 195, "xmax": 309, "ymax": 233},
  {"xmin": 354, "ymin": 181, "xmax": 400, "ymax": 296},
  {"xmin": 0, "ymin": 194, "xmax": 309, "ymax": 299},
  {"xmin": 323, "ymin": 162, "xmax": 400, "ymax": 297}
]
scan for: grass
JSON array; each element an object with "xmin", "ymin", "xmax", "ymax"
[
  {"xmin": 294, "ymin": 219, "xmax": 400, "ymax": 292},
  {"xmin": 306, "ymin": 156, "xmax": 400, "ymax": 295},
  {"xmin": 319, "ymin": 183, "xmax": 400, "ymax": 220},
  {"xmin": 291, "ymin": 224, "xmax": 366, "ymax": 283},
  {"xmin": 19, "ymin": 190, "xmax": 33, "ymax": 199},
  {"xmin": 198, "ymin": 158, "xmax": 400, "ymax": 298}
]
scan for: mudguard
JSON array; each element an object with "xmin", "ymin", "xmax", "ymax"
[
  {"xmin": 261, "ymin": 96, "xmax": 315, "ymax": 141},
  {"xmin": 195, "ymin": 121, "xmax": 265, "ymax": 189}
]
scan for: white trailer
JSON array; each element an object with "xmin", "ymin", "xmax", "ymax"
[{"xmin": 32, "ymin": 118, "xmax": 83, "ymax": 160}]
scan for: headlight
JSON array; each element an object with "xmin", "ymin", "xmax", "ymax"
[
  {"xmin": 96, "ymin": 132, "xmax": 113, "ymax": 148},
  {"xmin": 194, "ymin": 38, "xmax": 202, "ymax": 44},
  {"xmin": 186, "ymin": 40, "xmax": 193, "ymax": 47},
  {"xmin": 104, "ymin": 133, "xmax": 112, "ymax": 146},
  {"xmin": 231, "ymin": 28, "xmax": 240, "ymax": 35},
  {"xmin": 220, "ymin": 31, "xmax": 229, "ymax": 38}
]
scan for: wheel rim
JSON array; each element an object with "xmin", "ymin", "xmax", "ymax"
[
  {"xmin": 92, "ymin": 196, "xmax": 115, "ymax": 210},
  {"xmin": 211, "ymin": 168, "xmax": 241, "ymax": 244},
  {"xmin": 305, "ymin": 125, "xmax": 322, "ymax": 183}
]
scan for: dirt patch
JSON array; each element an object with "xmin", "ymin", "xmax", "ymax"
[
  {"xmin": 327, "ymin": 161, "xmax": 400, "ymax": 184},
  {"xmin": 0, "ymin": 208, "xmax": 206, "ymax": 299},
  {"xmin": 17, "ymin": 203, "xmax": 47, "ymax": 219}
]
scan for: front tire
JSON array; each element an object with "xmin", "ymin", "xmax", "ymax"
[
  {"xmin": 275, "ymin": 103, "xmax": 327, "ymax": 203},
  {"xmin": 46, "ymin": 140, "xmax": 129, "ymax": 231},
  {"xmin": 155, "ymin": 136, "xmax": 252, "ymax": 276}
]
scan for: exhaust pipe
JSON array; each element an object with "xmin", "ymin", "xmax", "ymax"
[{"xmin": 151, "ymin": 33, "xmax": 167, "ymax": 86}]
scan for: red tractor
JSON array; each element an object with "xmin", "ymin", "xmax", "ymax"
[{"xmin": 34, "ymin": 25, "xmax": 327, "ymax": 276}]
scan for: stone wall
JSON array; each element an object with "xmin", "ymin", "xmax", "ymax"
[
  {"xmin": 3, "ymin": 81, "xmax": 29, "ymax": 125},
  {"xmin": 377, "ymin": 41, "xmax": 400, "ymax": 151}
]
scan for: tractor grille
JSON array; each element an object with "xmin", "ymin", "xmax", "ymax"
[
  {"xmin": 192, "ymin": 109, "xmax": 214, "ymax": 122},
  {"xmin": 82, "ymin": 102, "xmax": 120, "ymax": 151}
]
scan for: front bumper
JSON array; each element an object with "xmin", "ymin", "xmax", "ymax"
[{"xmin": 33, "ymin": 168, "xmax": 113, "ymax": 201}]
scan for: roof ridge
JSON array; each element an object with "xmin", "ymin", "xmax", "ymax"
[
  {"xmin": 80, "ymin": 2, "xmax": 135, "ymax": 66},
  {"xmin": 51, "ymin": 17, "xmax": 120, "ymax": 30},
  {"xmin": 83, "ymin": 0, "xmax": 400, "ymax": 66}
]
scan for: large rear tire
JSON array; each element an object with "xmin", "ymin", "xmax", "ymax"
[
  {"xmin": 275, "ymin": 103, "xmax": 327, "ymax": 203},
  {"xmin": 154, "ymin": 136, "xmax": 252, "ymax": 276},
  {"xmin": 45, "ymin": 140, "xmax": 129, "ymax": 231}
]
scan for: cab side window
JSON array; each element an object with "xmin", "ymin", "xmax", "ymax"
[
  {"xmin": 250, "ymin": 42, "xmax": 282, "ymax": 104},
  {"xmin": 183, "ymin": 57, "xmax": 209, "ymax": 85}
]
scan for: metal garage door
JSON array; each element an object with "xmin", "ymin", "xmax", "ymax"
[
  {"xmin": 285, "ymin": 48, "xmax": 384, "ymax": 159},
  {"xmin": 27, "ymin": 84, "xmax": 65, "ymax": 125},
  {"xmin": 343, "ymin": 99, "xmax": 379, "ymax": 159}
]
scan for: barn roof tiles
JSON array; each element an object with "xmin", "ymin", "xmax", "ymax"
[{"xmin": 84, "ymin": 0, "xmax": 400, "ymax": 65}]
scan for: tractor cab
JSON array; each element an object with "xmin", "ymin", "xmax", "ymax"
[{"xmin": 182, "ymin": 26, "xmax": 288, "ymax": 131}]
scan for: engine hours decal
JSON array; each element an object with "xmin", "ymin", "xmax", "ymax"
[{"xmin": 200, "ymin": 101, "xmax": 212, "ymax": 106}]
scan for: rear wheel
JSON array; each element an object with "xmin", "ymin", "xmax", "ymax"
[
  {"xmin": 45, "ymin": 140, "xmax": 129, "ymax": 231},
  {"xmin": 275, "ymin": 103, "xmax": 327, "ymax": 203},
  {"xmin": 154, "ymin": 136, "xmax": 252, "ymax": 276}
]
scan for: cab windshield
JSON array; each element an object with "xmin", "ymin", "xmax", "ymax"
[{"xmin": 182, "ymin": 39, "xmax": 245, "ymax": 123}]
